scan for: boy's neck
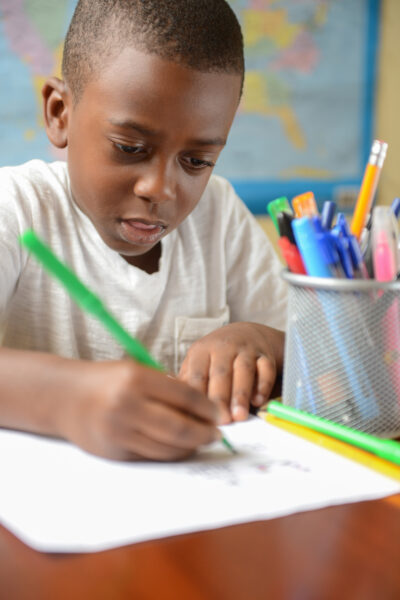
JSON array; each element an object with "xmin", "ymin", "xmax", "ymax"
[{"xmin": 121, "ymin": 242, "xmax": 161, "ymax": 274}]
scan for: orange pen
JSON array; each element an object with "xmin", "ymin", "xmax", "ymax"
[
  {"xmin": 350, "ymin": 139, "xmax": 388, "ymax": 240},
  {"xmin": 291, "ymin": 191, "xmax": 318, "ymax": 218}
]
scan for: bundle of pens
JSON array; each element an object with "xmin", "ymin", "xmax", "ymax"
[
  {"xmin": 268, "ymin": 139, "xmax": 400, "ymax": 439},
  {"xmin": 268, "ymin": 140, "xmax": 395, "ymax": 282}
]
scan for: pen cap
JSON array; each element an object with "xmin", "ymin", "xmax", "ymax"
[
  {"xmin": 311, "ymin": 216, "xmax": 341, "ymax": 272},
  {"xmin": 330, "ymin": 226, "xmax": 354, "ymax": 279},
  {"xmin": 292, "ymin": 217, "xmax": 331, "ymax": 278},
  {"xmin": 267, "ymin": 197, "xmax": 291, "ymax": 231},
  {"xmin": 391, "ymin": 197, "xmax": 400, "ymax": 219},
  {"xmin": 336, "ymin": 213, "xmax": 365, "ymax": 274},
  {"xmin": 321, "ymin": 201, "xmax": 336, "ymax": 230},
  {"xmin": 292, "ymin": 191, "xmax": 318, "ymax": 218},
  {"xmin": 336, "ymin": 213, "xmax": 350, "ymax": 236},
  {"xmin": 348, "ymin": 235, "xmax": 364, "ymax": 270},
  {"xmin": 277, "ymin": 211, "xmax": 296, "ymax": 244}
]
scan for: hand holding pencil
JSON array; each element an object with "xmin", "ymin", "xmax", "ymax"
[
  {"xmin": 17, "ymin": 230, "xmax": 224, "ymax": 462},
  {"xmin": 62, "ymin": 359, "xmax": 222, "ymax": 462}
]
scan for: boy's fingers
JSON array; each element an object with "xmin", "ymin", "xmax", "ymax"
[
  {"xmin": 115, "ymin": 427, "xmax": 204, "ymax": 462},
  {"xmin": 214, "ymin": 399, "xmax": 232, "ymax": 425},
  {"xmin": 136, "ymin": 366, "xmax": 217, "ymax": 424},
  {"xmin": 207, "ymin": 354, "xmax": 234, "ymax": 424},
  {"xmin": 231, "ymin": 353, "xmax": 256, "ymax": 421},
  {"xmin": 251, "ymin": 355, "xmax": 275, "ymax": 407},
  {"xmin": 132, "ymin": 397, "xmax": 220, "ymax": 450},
  {"xmin": 178, "ymin": 348, "xmax": 210, "ymax": 395}
]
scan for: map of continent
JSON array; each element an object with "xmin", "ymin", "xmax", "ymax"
[
  {"xmin": 0, "ymin": 0, "xmax": 378, "ymax": 211},
  {"xmin": 0, "ymin": 0, "xmax": 72, "ymax": 163}
]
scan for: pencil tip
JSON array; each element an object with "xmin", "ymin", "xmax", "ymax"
[{"xmin": 222, "ymin": 436, "xmax": 238, "ymax": 454}]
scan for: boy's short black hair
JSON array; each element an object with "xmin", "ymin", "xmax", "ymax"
[{"xmin": 62, "ymin": 0, "xmax": 244, "ymax": 101}]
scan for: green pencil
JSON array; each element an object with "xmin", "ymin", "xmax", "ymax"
[
  {"xmin": 267, "ymin": 401, "xmax": 400, "ymax": 466},
  {"xmin": 19, "ymin": 229, "xmax": 236, "ymax": 454}
]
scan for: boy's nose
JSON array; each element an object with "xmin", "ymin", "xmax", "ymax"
[{"xmin": 132, "ymin": 159, "xmax": 176, "ymax": 204}]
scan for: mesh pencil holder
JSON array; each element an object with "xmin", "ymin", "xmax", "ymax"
[{"xmin": 281, "ymin": 271, "xmax": 400, "ymax": 438}]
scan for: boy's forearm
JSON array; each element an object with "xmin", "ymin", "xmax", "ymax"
[
  {"xmin": 0, "ymin": 348, "xmax": 84, "ymax": 438},
  {"xmin": 0, "ymin": 348, "xmax": 220, "ymax": 461}
]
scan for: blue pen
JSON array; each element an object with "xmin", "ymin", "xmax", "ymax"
[
  {"xmin": 390, "ymin": 198, "xmax": 400, "ymax": 277},
  {"xmin": 349, "ymin": 237, "xmax": 369, "ymax": 278},
  {"xmin": 390, "ymin": 197, "xmax": 400, "ymax": 219},
  {"xmin": 331, "ymin": 221, "xmax": 354, "ymax": 278},
  {"xmin": 336, "ymin": 214, "xmax": 368, "ymax": 279},
  {"xmin": 321, "ymin": 201, "xmax": 336, "ymax": 231},
  {"xmin": 312, "ymin": 216, "xmax": 344, "ymax": 278}
]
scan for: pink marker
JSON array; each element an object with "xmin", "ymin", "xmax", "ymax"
[
  {"xmin": 373, "ymin": 230, "xmax": 397, "ymax": 280},
  {"xmin": 371, "ymin": 206, "xmax": 400, "ymax": 406},
  {"xmin": 372, "ymin": 207, "xmax": 397, "ymax": 281}
]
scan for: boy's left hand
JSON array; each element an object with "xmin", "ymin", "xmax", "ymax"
[{"xmin": 178, "ymin": 323, "xmax": 284, "ymax": 424}]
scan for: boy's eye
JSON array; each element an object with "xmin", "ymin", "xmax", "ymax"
[
  {"xmin": 114, "ymin": 143, "xmax": 146, "ymax": 155},
  {"xmin": 183, "ymin": 157, "xmax": 215, "ymax": 170}
]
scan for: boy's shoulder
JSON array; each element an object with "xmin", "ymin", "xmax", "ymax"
[
  {"xmin": 0, "ymin": 160, "xmax": 71, "ymax": 224},
  {"xmin": 203, "ymin": 173, "xmax": 236, "ymax": 202},
  {"xmin": 0, "ymin": 160, "xmax": 74, "ymax": 240},
  {"xmin": 196, "ymin": 173, "xmax": 245, "ymax": 217},
  {"xmin": 194, "ymin": 173, "xmax": 255, "ymax": 225},
  {"xmin": 183, "ymin": 173, "xmax": 265, "ymax": 250},
  {"xmin": 0, "ymin": 160, "xmax": 68, "ymax": 193}
]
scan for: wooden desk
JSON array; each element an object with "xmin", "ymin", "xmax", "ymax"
[{"xmin": 1, "ymin": 495, "xmax": 399, "ymax": 600}]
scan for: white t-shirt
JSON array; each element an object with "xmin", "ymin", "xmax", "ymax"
[{"xmin": 0, "ymin": 160, "xmax": 287, "ymax": 374}]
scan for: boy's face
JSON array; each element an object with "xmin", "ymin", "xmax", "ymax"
[{"xmin": 61, "ymin": 47, "xmax": 241, "ymax": 268}]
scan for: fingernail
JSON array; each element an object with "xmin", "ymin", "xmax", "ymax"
[
  {"xmin": 254, "ymin": 394, "xmax": 265, "ymax": 406},
  {"xmin": 232, "ymin": 406, "xmax": 247, "ymax": 421}
]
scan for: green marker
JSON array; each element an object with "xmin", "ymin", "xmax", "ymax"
[
  {"xmin": 266, "ymin": 196, "xmax": 292, "ymax": 232},
  {"xmin": 20, "ymin": 229, "xmax": 163, "ymax": 370},
  {"xmin": 267, "ymin": 401, "xmax": 400, "ymax": 466},
  {"xmin": 19, "ymin": 229, "xmax": 236, "ymax": 454}
]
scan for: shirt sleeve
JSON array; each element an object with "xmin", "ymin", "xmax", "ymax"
[
  {"xmin": 222, "ymin": 181, "xmax": 288, "ymax": 331},
  {"xmin": 0, "ymin": 167, "xmax": 31, "ymax": 319}
]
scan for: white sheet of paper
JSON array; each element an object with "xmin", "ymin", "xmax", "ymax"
[{"xmin": 0, "ymin": 417, "xmax": 398, "ymax": 553}]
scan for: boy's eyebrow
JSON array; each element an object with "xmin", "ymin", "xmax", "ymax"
[
  {"xmin": 107, "ymin": 118, "xmax": 226, "ymax": 147},
  {"xmin": 189, "ymin": 136, "xmax": 226, "ymax": 148},
  {"xmin": 108, "ymin": 118, "xmax": 159, "ymax": 137}
]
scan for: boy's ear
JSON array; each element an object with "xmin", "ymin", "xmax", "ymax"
[{"xmin": 42, "ymin": 77, "xmax": 70, "ymax": 148}]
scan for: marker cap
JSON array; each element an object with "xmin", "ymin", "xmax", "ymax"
[
  {"xmin": 292, "ymin": 191, "xmax": 318, "ymax": 219},
  {"xmin": 267, "ymin": 197, "xmax": 291, "ymax": 231},
  {"xmin": 321, "ymin": 201, "xmax": 336, "ymax": 230},
  {"xmin": 292, "ymin": 217, "xmax": 332, "ymax": 278}
]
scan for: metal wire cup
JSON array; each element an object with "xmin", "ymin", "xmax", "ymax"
[{"xmin": 281, "ymin": 271, "xmax": 400, "ymax": 438}]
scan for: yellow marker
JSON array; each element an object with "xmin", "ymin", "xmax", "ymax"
[{"xmin": 261, "ymin": 413, "xmax": 400, "ymax": 483}]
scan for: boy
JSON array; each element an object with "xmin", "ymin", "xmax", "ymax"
[{"xmin": 0, "ymin": 0, "xmax": 287, "ymax": 461}]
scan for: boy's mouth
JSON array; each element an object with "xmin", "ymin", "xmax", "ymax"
[{"xmin": 119, "ymin": 218, "xmax": 167, "ymax": 245}]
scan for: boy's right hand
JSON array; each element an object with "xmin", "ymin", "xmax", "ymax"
[{"xmin": 61, "ymin": 360, "xmax": 221, "ymax": 462}]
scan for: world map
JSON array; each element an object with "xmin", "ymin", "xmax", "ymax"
[{"xmin": 0, "ymin": 0, "xmax": 378, "ymax": 212}]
